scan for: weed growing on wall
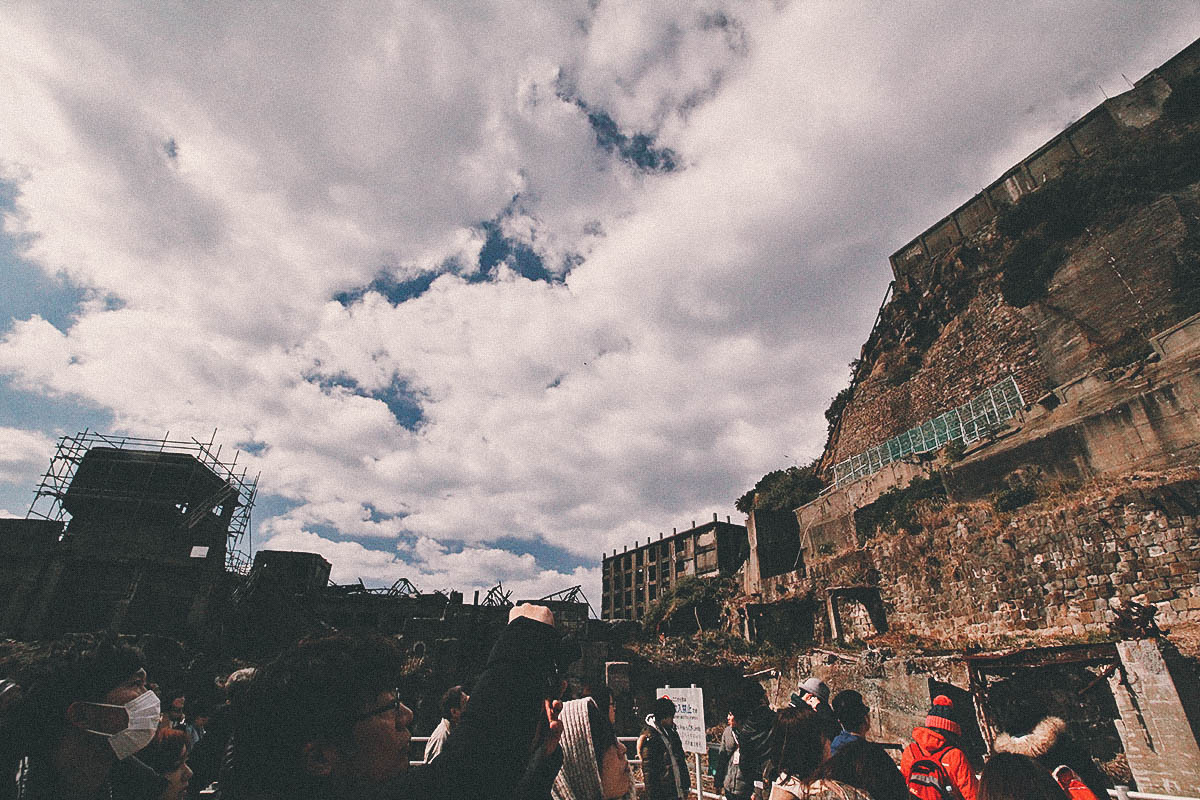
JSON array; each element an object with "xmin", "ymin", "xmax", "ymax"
[
  {"xmin": 853, "ymin": 472, "xmax": 947, "ymax": 538},
  {"xmin": 998, "ymin": 121, "xmax": 1200, "ymax": 307}
]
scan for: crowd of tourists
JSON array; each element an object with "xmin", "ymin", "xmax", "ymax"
[{"xmin": 0, "ymin": 605, "xmax": 1113, "ymax": 800}]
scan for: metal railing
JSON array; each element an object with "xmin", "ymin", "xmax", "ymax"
[
  {"xmin": 1110, "ymin": 790, "xmax": 1200, "ymax": 800},
  {"xmin": 832, "ymin": 375, "xmax": 1024, "ymax": 487}
]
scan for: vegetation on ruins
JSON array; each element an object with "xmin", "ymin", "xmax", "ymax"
[
  {"xmin": 852, "ymin": 471, "xmax": 947, "ymax": 538},
  {"xmin": 735, "ymin": 460, "xmax": 824, "ymax": 515},
  {"xmin": 998, "ymin": 120, "xmax": 1200, "ymax": 308},
  {"xmin": 642, "ymin": 574, "xmax": 739, "ymax": 636}
]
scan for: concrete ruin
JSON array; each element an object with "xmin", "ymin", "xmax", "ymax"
[
  {"xmin": 601, "ymin": 514, "xmax": 748, "ymax": 621},
  {"xmin": 0, "ymin": 434, "xmax": 596, "ymax": 690},
  {"xmin": 0, "ymin": 432, "xmax": 256, "ymax": 643},
  {"xmin": 730, "ymin": 37, "xmax": 1200, "ymax": 793}
]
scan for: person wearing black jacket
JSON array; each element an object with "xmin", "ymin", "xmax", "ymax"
[
  {"xmin": 228, "ymin": 603, "xmax": 572, "ymax": 800},
  {"xmin": 637, "ymin": 697, "xmax": 689, "ymax": 800}
]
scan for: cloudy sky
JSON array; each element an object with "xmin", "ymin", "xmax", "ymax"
[{"xmin": 2, "ymin": 2, "xmax": 1198, "ymax": 607}]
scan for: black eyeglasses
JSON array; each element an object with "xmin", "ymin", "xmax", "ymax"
[{"xmin": 353, "ymin": 690, "xmax": 411, "ymax": 727}]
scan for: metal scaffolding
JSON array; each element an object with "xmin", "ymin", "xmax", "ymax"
[{"xmin": 26, "ymin": 429, "xmax": 259, "ymax": 574}]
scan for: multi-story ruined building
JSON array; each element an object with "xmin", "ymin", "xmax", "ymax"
[
  {"xmin": 734, "ymin": 37, "xmax": 1200, "ymax": 793},
  {"xmin": 601, "ymin": 514, "xmax": 747, "ymax": 621},
  {"xmin": 0, "ymin": 432, "xmax": 256, "ymax": 641}
]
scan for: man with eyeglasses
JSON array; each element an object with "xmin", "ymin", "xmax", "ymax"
[{"xmin": 229, "ymin": 603, "xmax": 573, "ymax": 800}]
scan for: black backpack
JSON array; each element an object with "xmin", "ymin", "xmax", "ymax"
[{"xmin": 906, "ymin": 744, "xmax": 958, "ymax": 800}]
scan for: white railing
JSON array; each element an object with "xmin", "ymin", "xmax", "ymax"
[
  {"xmin": 1109, "ymin": 789, "xmax": 1200, "ymax": 800},
  {"xmin": 832, "ymin": 375, "xmax": 1024, "ymax": 487}
]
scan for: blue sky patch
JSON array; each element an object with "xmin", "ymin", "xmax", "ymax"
[
  {"xmin": 577, "ymin": 103, "xmax": 679, "ymax": 173},
  {"xmin": 334, "ymin": 271, "xmax": 439, "ymax": 306},
  {"xmin": 334, "ymin": 213, "xmax": 559, "ymax": 308},
  {"xmin": 0, "ymin": 181, "xmax": 89, "ymax": 332},
  {"xmin": 476, "ymin": 220, "xmax": 553, "ymax": 282},
  {"xmin": 305, "ymin": 372, "xmax": 425, "ymax": 431}
]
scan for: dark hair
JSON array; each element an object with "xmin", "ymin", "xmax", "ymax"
[
  {"xmin": 763, "ymin": 706, "xmax": 827, "ymax": 785},
  {"xmin": 652, "ymin": 697, "xmax": 676, "ymax": 720},
  {"xmin": 979, "ymin": 752, "xmax": 1069, "ymax": 800},
  {"xmin": 814, "ymin": 739, "xmax": 907, "ymax": 800},
  {"xmin": 8, "ymin": 634, "xmax": 145, "ymax": 757},
  {"xmin": 587, "ymin": 698, "xmax": 619, "ymax": 768},
  {"xmin": 727, "ymin": 695, "xmax": 754, "ymax": 722},
  {"xmin": 140, "ymin": 727, "xmax": 189, "ymax": 775},
  {"xmin": 440, "ymin": 685, "xmax": 467, "ymax": 720},
  {"xmin": 586, "ymin": 684, "xmax": 613, "ymax": 714},
  {"xmin": 232, "ymin": 633, "xmax": 404, "ymax": 796},
  {"xmin": 831, "ymin": 690, "xmax": 869, "ymax": 732}
]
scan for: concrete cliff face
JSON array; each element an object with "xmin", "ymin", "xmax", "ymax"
[
  {"xmin": 730, "ymin": 40, "xmax": 1200, "ymax": 797},
  {"xmin": 742, "ymin": 38, "xmax": 1200, "ymax": 655}
]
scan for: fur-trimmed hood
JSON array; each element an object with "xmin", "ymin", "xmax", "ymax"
[{"xmin": 994, "ymin": 717, "xmax": 1067, "ymax": 759}]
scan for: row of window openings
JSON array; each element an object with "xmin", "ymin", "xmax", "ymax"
[
  {"xmin": 605, "ymin": 556, "xmax": 719, "ymax": 592},
  {"xmin": 607, "ymin": 585, "xmax": 661, "ymax": 607},
  {"xmin": 606, "ymin": 546, "xmax": 717, "ymax": 576},
  {"xmin": 608, "ymin": 541, "xmax": 698, "ymax": 571}
]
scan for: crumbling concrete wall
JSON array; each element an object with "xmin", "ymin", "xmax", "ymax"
[
  {"xmin": 1109, "ymin": 639, "xmax": 1200, "ymax": 793},
  {"xmin": 748, "ymin": 468, "xmax": 1200, "ymax": 649},
  {"xmin": 828, "ymin": 284, "xmax": 1048, "ymax": 467},
  {"xmin": 765, "ymin": 649, "xmax": 975, "ymax": 753},
  {"xmin": 848, "ymin": 473, "xmax": 1200, "ymax": 645}
]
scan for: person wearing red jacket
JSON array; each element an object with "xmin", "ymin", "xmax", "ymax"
[{"xmin": 901, "ymin": 695, "xmax": 979, "ymax": 800}]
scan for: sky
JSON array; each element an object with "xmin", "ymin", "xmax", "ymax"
[{"xmin": 2, "ymin": 3, "xmax": 1198, "ymax": 608}]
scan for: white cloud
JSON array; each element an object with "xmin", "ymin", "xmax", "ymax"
[
  {"xmin": 0, "ymin": 426, "xmax": 57, "ymax": 487},
  {"xmin": 259, "ymin": 528, "xmax": 602, "ymax": 606},
  {"xmin": 1, "ymin": 2, "xmax": 1198, "ymax": 591}
]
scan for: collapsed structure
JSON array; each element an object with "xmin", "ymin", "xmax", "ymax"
[
  {"xmin": 0, "ymin": 432, "xmax": 595, "ymax": 688},
  {"xmin": 733, "ymin": 39, "xmax": 1200, "ymax": 793}
]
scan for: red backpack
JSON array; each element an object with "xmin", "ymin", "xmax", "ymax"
[{"xmin": 906, "ymin": 743, "xmax": 959, "ymax": 800}]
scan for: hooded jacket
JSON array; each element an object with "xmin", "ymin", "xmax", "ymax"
[
  {"xmin": 994, "ymin": 717, "xmax": 1108, "ymax": 800},
  {"xmin": 719, "ymin": 704, "xmax": 775, "ymax": 799},
  {"xmin": 550, "ymin": 698, "xmax": 634, "ymax": 800},
  {"xmin": 900, "ymin": 726, "xmax": 978, "ymax": 800},
  {"xmin": 637, "ymin": 715, "xmax": 689, "ymax": 800}
]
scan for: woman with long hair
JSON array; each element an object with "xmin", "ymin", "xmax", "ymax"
[{"xmin": 762, "ymin": 706, "xmax": 872, "ymax": 800}]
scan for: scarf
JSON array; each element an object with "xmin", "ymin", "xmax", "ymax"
[{"xmin": 645, "ymin": 714, "xmax": 685, "ymax": 798}]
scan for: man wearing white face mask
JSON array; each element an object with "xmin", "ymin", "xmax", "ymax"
[{"xmin": 5, "ymin": 635, "xmax": 165, "ymax": 800}]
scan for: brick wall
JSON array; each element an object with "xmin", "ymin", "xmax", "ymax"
[
  {"xmin": 828, "ymin": 284, "xmax": 1048, "ymax": 466},
  {"xmin": 814, "ymin": 472, "xmax": 1200, "ymax": 648}
]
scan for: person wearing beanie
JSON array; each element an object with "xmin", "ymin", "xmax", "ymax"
[
  {"xmin": 829, "ymin": 691, "xmax": 870, "ymax": 757},
  {"xmin": 551, "ymin": 697, "xmax": 635, "ymax": 800},
  {"xmin": 789, "ymin": 677, "xmax": 839, "ymax": 742},
  {"xmin": 637, "ymin": 697, "xmax": 690, "ymax": 800},
  {"xmin": 901, "ymin": 695, "xmax": 979, "ymax": 800}
]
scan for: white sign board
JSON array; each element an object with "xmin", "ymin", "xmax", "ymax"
[{"xmin": 656, "ymin": 686, "xmax": 706, "ymax": 754}]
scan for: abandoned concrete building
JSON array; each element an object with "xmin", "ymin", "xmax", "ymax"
[
  {"xmin": 601, "ymin": 514, "xmax": 747, "ymax": 621},
  {"xmin": 0, "ymin": 432, "xmax": 257, "ymax": 642},
  {"xmin": 0, "ymin": 433, "xmax": 594, "ymax": 689},
  {"xmin": 728, "ymin": 37, "xmax": 1200, "ymax": 793}
]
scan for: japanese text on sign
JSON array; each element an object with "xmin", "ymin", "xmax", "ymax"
[{"xmin": 656, "ymin": 686, "xmax": 705, "ymax": 754}]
